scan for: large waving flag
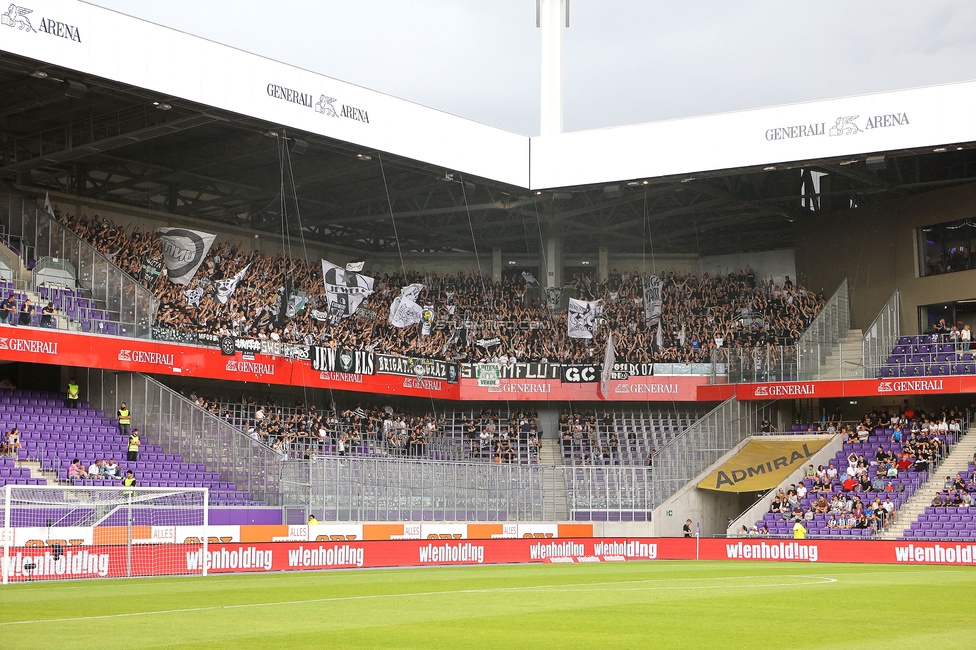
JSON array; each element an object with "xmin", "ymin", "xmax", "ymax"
[{"xmin": 157, "ymin": 228, "xmax": 216, "ymax": 286}]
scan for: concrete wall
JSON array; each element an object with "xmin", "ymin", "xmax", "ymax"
[
  {"xmin": 651, "ymin": 436, "xmax": 756, "ymax": 538},
  {"xmin": 795, "ymin": 180, "xmax": 976, "ymax": 334}
]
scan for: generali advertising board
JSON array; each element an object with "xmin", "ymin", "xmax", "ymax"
[
  {"xmin": 459, "ymin": 375, "xmax": 709, "ymax": 401},
  {"xmin": 5, "ymin": 537, "xmax": 976, "ymax": 581},
  {"xmin": 0, "ymin": 326, "xmax": 461, "ymax": 399},
  {"xmin": 697, "ymin": 376, "xmax": 976, "ymax": 401}
]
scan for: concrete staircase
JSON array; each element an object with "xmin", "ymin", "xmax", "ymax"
[
  {"xmin": 816, "ymin": 328, "xmax": 863, "ymax": 379},
  {"xmin": 878, "ymin": 428, "xmax": 976, "ymax": 540},
  {"xmin": 539, "ymin": 438, "xmax": 568, "ymax": 519},
  {"xmin": 16, "ymin": 459, "xmax": 57, "ymax": 485}
]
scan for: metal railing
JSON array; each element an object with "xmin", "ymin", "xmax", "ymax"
[
  {"xmin": 862, "ymin": 291, "xmax": 901, "ymax": 378},
  {"xmin": 0, "ymin": 187, "xmax": 158, "ymax": 338},
  {"xmin": 796, "ymin": 278, "xmax": 849, "ymax": 379},
  {"xmin": 650, "ymin": 398, "xmax": 758, "ymax": 510},
  {"xmin": 83, "ymin": 370, "xmax": 284, "ymax": 506}
]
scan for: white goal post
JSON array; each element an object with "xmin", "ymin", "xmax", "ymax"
[{"xmin": 2, "ymin": 485, "xmax": 208, "ymax": 583}]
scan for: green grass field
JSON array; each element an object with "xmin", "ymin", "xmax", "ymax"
[{"xmin": 0, "ymin": 561, "xmax": 973, "ymax": 648}]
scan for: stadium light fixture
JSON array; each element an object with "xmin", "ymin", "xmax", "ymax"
[
  {"xmin": 153, "ymin": 101, "xmax": 172, "ymax": 111},
  {"xmin": 64, "ymin": 80, "xmax": 87, "ymax": 99},
  {"xmin": 30, "ymin": 71, "xmax": 48, "ymax": 79},
  {"xmin": 763, "ymin": 166, "xmax": 776, "ymax": 171},
  {"xmin": 357, "ymin": 153, "xmax": 372, "ymax": 161},
  {"xmin": 508, "ymin": 260, "xmax": 517, "ymax": 265},
  {"xmin": 535, "ymin": 191, "xmax": 543, "ymax": 195},
  {"xmin": 933, "ymin": 147, "xmax": 947, "ymax": 152},
  {"xmin": 865, "ymin": 155, "xmax": 886, "ymax": 170}
]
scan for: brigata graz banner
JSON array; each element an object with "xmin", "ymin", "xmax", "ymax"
[
  {"xmin": 6, "ymin": 537, "xmax": 976, "ymax": 580},
  {"xmin": 375, "ymin": 354, "xmax": 459, "ymax": 384}
]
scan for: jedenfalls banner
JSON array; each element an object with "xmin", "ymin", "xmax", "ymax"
[{"xmin": 697, "ymin": 438, "xmax": 831, "ymax": 492}]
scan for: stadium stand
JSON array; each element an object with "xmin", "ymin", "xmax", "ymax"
[
  {"xmin": 51, "ymin": 206, "xmax": 826, "ymax": 364},
  {"xmin": 880, "ymin": 334, "xmax": 976, "ymax": 377},
  {"xmin": 749, "ymin": 407, "xmax": 964, "ymax": 538},
  {"xmin": 0, "ymin": 388, "xmax": 260, "ymax": 505}
]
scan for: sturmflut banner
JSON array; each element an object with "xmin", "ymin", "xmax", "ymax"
[{"xmin": 697, "ymin": 438, "xmax": 831, "ymax": 492}]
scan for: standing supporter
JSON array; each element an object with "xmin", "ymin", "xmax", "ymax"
[
  {"xmin": 40, "ymin": 302, "xmax": 57, "ymax": 328},
  {"xmin": 18, "ymin": 298, "xmax": 34, "ymax": 326}
]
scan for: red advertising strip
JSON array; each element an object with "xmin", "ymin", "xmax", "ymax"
[
  {"xmin": 7, "ymin": 537, "xmax": 976, "ymax": 580},
  {"xmin": 0, "ymin": 326, "xmax": 460, "ymax": 399},
  {"xmin": 697, "ymin": 376, "xmax": 976, "ymax": 401},
  {"xmin": 459, "ymin": 376, "xmax": 709, "ymax": 401}
]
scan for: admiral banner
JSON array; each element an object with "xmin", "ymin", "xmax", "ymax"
[
  {"xmin": 376, "ymin": 354, "xmax": 459, "ymax": 384},
  {"xmin": 312, "ymin": 347, "xmax": 375, "ymax": 375},
  {"xmin": 697, "ymin": 438, "xmax": 831, "ymax": 492}
]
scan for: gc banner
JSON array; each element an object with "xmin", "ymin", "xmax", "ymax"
[{"xmin": 697, "ymin": 438, "xmax": 831, "ymax": 492}]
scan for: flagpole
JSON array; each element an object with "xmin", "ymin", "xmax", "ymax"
[{"xmin": 695, "ymin": 522, "xmax": 700, "ymax": 560}]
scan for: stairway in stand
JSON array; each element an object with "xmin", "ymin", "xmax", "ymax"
[{"xmin": 877, "ymin": 427, "xmax": 976, "ymax": 540}]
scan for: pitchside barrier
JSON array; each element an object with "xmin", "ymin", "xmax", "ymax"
[{"xmin": 3, "ymin": 534, "xmax": 976, "ymax": 581}]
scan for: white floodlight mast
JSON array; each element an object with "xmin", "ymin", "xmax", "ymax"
[{"xmin": 538, "ymin": 0, "xmax": 568, "ymax": 136}]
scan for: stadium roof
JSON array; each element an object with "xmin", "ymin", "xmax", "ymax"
[{"xmin": 3, "ymin": 1, "xmax": 976, "ymax": 256}]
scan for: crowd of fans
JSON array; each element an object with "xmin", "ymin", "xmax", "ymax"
[
  {"xmin": 755, "ymin": 404, "xmax": 966, "ymax": 535},
  {"xmin": 54, "ymin": 208, "xmax": 827, "ymax": 364},
  {"xmin": 181, "ymin": 390, "xmax": 542, "ymax": 463}
]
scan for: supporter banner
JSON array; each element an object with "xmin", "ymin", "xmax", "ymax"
[
  {"xmin": 609, "ymin": 362, "xmax": 656, "ymax": 380},
  {"xmin": 567, "ymin": 298, "xmax": 600, "ymax": 339},
  {"xmin": 156, "ymin": 227, "xmax": 216, "ymax": 286},
  {"xmin": 642, "ymin": 274, "xmax": 663, "ymax": 327},
  {"xmin": 461, "ymin": 363, "xmax": 562, "ymax": 381},
  {"xmin": 321, "ymin": 260, "xmax": 375, "ymax": 320},
  {"xmin": 696, "ymin": 439, "xmax": 831, "ymax": 492},
  {"xmin": 376, "ymin": 354, "xmax": 459, "ymax": 384},
  {"xmin": 476, "ymin": 364, "xmax": 500, "ymax": 387},
  {"xmin": 312, "ymin": 347, "xmax": 376, "ymax": 375},
  {"xmin": 214, "ymin": 264, "xmax": 249, "ymax": 304},
  {"xmin": 7, "ymin": 537, "xmax": 976, "ymax": 580},
  {"xmin": 0, "ymin": 326, "xmax": 460, "ymax": 400},
  {"xmin": 562, "ymin": 365, "xmax": 599, "ymax": 383},
  {"xmin": 389, "ymin": 284, "xmax": 424, "ymax": 328},
  {"xmin": 697, "ymin": 376, "xmax": 969, "ymax": 401},
  {"xmin": 600, "ymin": 332, "xmax": 615, "ymax": 396},
  {"xmin": 460, "ymin": 375, "xmax": 708, "ymax": 401}
]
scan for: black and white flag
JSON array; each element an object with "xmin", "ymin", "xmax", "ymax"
[
  {"xmin": 522, "ymin": 271, "xmax": 539, "ymax": 286},
  {"xmin": 389, "ymin": 283, "xmax": 425, "ymax": 328},
  {"xmin": 545, "ymin": 287, "xmax": 563, "ymax": 311},
  {"xmin": 214, "ymin": 264, "xmax": 249, "ymax": 304},
  {"xmin": 642, "ymin": 274, "xmax": 663, "ymax": 327},
  {"xmin": 157, "ymin": 228, "xmax": 216, "ymax": 286},
  {"xmin": 568, "ymin": 298, "xmax": 600, "ymax": 339},
  {"xmin": 601, "ymin": 331, "xmax": 616, "ymax": 396},
  {"xmin": 322, "ymin": 259, "xmax": 374, "ymax": 320},
  {"xmin": 183, "ymin": 287, "xmax": 205, "ymax": 307}
]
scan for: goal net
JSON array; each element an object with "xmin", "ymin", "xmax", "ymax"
[{"xmin": 2, "ymin": 485, "xmax": 208, "ymax": 583}]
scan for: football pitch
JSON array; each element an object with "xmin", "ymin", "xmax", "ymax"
[{"xmin": 0, "ymin": 561, "xmax": 973, "ymax": 648}]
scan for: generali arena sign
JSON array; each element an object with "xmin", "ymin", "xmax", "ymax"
[{"xmin": 5, "ymin": 538, "xmax": 976, "ymax": 581}]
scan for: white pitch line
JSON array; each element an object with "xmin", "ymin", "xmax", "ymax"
[{"xmin": 0, "ymin": 575, "xmax": 836, "ymax": 627}]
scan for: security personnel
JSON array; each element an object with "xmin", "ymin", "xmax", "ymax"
[
  {"xmin": 308, "ymin": 514, "xmax": 319, "ymax": 526},
  {"xmin": 127, "ymin": 428, "xmax": 141, "ymax": 462},
  {"xmin": 66, "ymin": 378, "xmax": 80, "ymax": 409},
  {"xmin": 118, "ymin": 402, "xmax": 131, "ymax": 437},
  {"xmin": 122, "ymin": 470, "xmax": 137, "ymax": 497}
]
